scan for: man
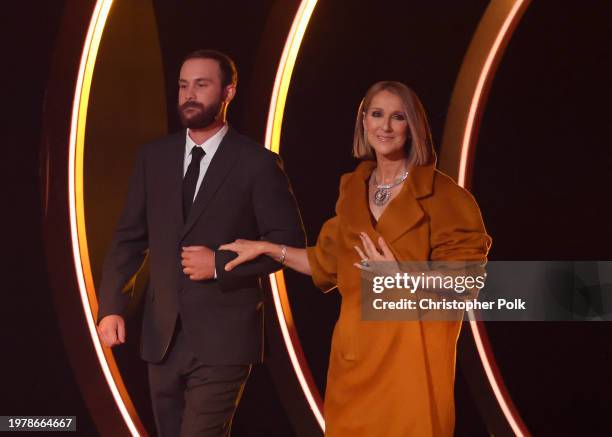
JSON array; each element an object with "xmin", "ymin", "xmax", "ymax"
[{"xmin": 96, "ymin": 49, "xmax": 304, "ymax": 437}]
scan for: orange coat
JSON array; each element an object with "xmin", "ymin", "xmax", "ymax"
[{"xmin": 306, "ymin": 160, "xmax": 492, "ymax": 437}]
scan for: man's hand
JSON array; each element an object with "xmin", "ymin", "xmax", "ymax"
[
  {"xmin": 181, "ymin": 245, "xmax": 215, "ymax": 280},
  {"xmin": 97, "ymin": 315, "xmax": 126, "ymax": 347}
]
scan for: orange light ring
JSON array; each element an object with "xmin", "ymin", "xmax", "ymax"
[
  {"xmin": 445, "ymin": 0, "xmax": 531, "ymax": 435},
  {"xmin": 463, "ymin": 1, "xmax": 529, "ymax": 431},
  {"xmin": 458, "ymin": 0, "xmax": 529, "ymax": 186},
  {"xmin": 264, "ymin": 0, "xmax": 325, "ymax": 431},
  {"xmin": 69, "ymin": 0, "xmax": 144, "ymax": 435}
]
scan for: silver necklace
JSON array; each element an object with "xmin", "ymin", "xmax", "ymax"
[{"xmin": 372, "ymin": 169, "xmax": 409, "ymax": 206}]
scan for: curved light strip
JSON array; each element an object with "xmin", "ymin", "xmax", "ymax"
[
  {"xmin": 466, "ymin": 312, "xmax": 526, "ymax": 436},
  {"xmin": 264, "ymin": 0, "xmax": 325, "ymax": 432},
  {"xmin": 449, "ymin": 0, "xmax": 530, "ymax": 435},
  {"xmin": 458, "ymin": 0, "xmax": 527, "ymax": 187},
  {"xmin": 269, "ymin": 1, "xmax": 531, "ymax": 436},
  {"xmin": 69, "ymin": 0, "xmax": 143, "ymax": 435},
  {"xmin": 265, "ymin": 0, "xmax": 318, "ymax": 151}
]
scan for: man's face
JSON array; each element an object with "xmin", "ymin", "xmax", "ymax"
[{"xmin": 177, "ymin": 58, "xmax": 226, "ymax": 129}]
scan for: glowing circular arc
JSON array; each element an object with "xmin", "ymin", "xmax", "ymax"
[
  {"xmin": 69, "ymin": 0, "xmax": 144, "ymax": 435},
  {"xmin": 458, "ymin": 0, "xmax": 527, "ymax": 187},
  {"xmin": 443, "ymin": 0, "xmax": 531, "ymax": 435},
  {"xmin": 264, "ymin": 0, "xmax": 325, "ymax": 432}
]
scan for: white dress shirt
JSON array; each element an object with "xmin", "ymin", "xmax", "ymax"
[
  {"xmin": 184, "ymin": 124, "xmax": 229, "ymax": 201},
  {"xmin": 184, "ymin": 124, "xmax": 228, "ymax": 279}
]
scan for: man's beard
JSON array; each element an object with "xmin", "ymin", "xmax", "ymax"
[{"xmin": 178, "ymin": 99, "xmax": 222, "ymax": 129}]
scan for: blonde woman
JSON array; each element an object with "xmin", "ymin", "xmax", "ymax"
[{"xmin": 220, "ymin": 81, "xmax": 491, "ymax": 436}]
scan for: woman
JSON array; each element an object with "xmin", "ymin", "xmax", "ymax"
[{"xmin": 220, "ymin": 81, "xmax": 491, "ymax": 436}]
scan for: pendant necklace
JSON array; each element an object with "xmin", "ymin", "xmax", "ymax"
[{"xmin": 373, "ymin": 168, "xmax": 409, "ymax": 206}]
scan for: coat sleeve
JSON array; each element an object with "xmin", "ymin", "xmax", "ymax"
[
  {"xmin": 305, "ymin": 172, "xmax": 352, "ymax": 292},
  {"xmin": 428, "ymin": 180, "xmax": 492, "ymax": 263},
  {"xmin": 419, "ymin": 178, "xmax": 492, "ymax": 303},
  {"xmin": 307, "ymin": 216, "xmax": 340, "ymax": 292}
]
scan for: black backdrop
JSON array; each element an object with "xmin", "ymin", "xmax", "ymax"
[{"xmin": 3, "ymin": 1, "xmax": 611, "ymax": 436}]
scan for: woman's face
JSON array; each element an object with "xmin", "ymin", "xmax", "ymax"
[{"xmin": 363, "ymin": 90, "xmax": 410, "ymax": 160}]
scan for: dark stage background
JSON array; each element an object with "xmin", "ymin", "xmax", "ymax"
[{"xmin": 3, "ymin": 1, "xmax": 611, "ymax": 436}]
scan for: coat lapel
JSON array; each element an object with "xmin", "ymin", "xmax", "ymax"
[
  {"xmin": 180, "ymin": 128, "xmax": 241, "ymax": 240},
  {"xmin": 336, "ymin": 161, "xmax": 377, "ymax": 235},
  {"xmin": 376, "ymin": 163, "xmax": 435, "ymax": 243},
  {"xmin": 375, "ymin": 186, "xmax": 425, "ymax": 244},
  {"xmin": 338, "ymin": 161, "xmax": 436, "ymax": 244}
]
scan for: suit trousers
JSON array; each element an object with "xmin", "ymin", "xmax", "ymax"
[{"xmin": 148, "ymin": 318, "xmax": 251, "ymax": 437}]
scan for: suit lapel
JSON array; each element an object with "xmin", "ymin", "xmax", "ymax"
[
  {"xmin": 180, "ymin": 128, "xmax": 241, "ymax": 240},
  {"xmin": 165, "ymin": 131, "xmax": 187, "ymax": 238}
]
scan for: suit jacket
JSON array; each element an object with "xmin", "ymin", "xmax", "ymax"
[{"xmin": 97, "ymin": 127, "xmax": 305, "ymax": 365}]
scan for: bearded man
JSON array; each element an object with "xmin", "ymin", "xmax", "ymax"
[{"xmin": 96, "ymin": 49, "xmax": 304, "ymax": 437}]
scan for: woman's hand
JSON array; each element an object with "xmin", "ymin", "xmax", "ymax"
[
  {"xmin": 353, "ymin": 232, "xmax": 399, "ymax": 276},
  {"xmin": 219, "ymin": 239, "xmax": 267, "ymax": 271}
]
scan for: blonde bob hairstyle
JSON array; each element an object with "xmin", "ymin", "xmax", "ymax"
[{"xmin": 353, "ymin": 81, "xmax": 436, "ymax": 167}]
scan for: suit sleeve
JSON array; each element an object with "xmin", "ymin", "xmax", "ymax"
[
  {"xmin": 97, "ymin": 146, "xmax": 149, "ymax": 320},
  {"xmin": 215, "ymin": 152, "xmax": 305, "ymax": 290}
]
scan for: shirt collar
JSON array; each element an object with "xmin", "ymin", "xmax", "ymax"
[{"xmin": 185, "ymin": 124, "xmax": 229, "ymax": 159}]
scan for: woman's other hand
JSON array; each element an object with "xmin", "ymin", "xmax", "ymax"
[{"xmin": 353, "ymin": 232, "xmax": 399, "ymax": 275}]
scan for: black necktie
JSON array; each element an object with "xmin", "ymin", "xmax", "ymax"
[{"xmin": 182, "ymin": 146, "xmax": 205, "ymax": 220}]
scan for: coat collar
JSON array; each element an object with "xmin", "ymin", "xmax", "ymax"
[{"xmin": 337, "ymin": 160, "xmax": 436, "ymax": 243}]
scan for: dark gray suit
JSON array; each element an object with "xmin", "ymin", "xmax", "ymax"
[{"xmin": 97, "ymin": 127, "xmax": 304, "ymax": 435}]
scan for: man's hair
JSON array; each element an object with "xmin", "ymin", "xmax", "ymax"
[{"xmin": 182, "ymin": 49, "xmax": 238, "ymax": 88}]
